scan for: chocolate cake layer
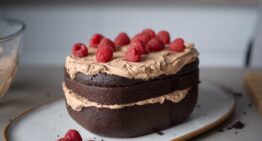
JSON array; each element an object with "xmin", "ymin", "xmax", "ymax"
[
  {"xmin": 65, "ymin": 59, "xmax": 199, "ymax": 87},
  {"xmin": 65, "ymin": 69, "xmax": 199, "ymax": 105},
  {"xmin": 67, "ymin": 85, "xmax": 198, "ymax": 138}
]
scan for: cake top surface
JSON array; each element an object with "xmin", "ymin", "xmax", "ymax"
[{"xmin": 65, "ymin": 29, "xmax": 199, "ymax": 80}]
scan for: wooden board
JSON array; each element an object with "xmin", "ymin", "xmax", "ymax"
[
  {"xmin": 3, "ymin": 82, "xmax": 235, "ymax": 141},
  {"xmin": 245, "ymin": 71, "xmax": 262, "ymax": 114}
]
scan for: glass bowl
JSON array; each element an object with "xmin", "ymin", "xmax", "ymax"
[{"xmin": 0, "ymin": 17, "xmax": 25, "ymax": 98}]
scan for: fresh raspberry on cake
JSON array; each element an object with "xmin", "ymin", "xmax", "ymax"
[
  {"xmin": 64, "ymin": 129, "xmax": 82, "ymax": 141},
  {"xmin": 96, "ymin": 44, "xmax": 114, "ymax": 63},
  {"xmin": 131, "ymin": 39, "xmax": 147, "ymax": 54},
  {"xmin": 142, "ymin": 28, "xmax": 155, "ymax": 39},
  {"xmin": 124, "ymin": 47, "xmax": 141, "ymax": 62},
  {"xmin": 132, "ymin": 33, "xmax": 151, "ymax": 44},
  {"xmin": 157, "ymin": 30, "xmax": 170, "ymax": 44},
  {"xmin": 146, "ymin": 38, "xmax": 165, "ymax": 52},
  {"xmin": 72, "ymin": 43, "xmax": 88, "ymax": 58},
  {"xmin": 89, "ymin": 33, "xmax": 104, "ymax": 48},
  {"xmin": 114, "ymin": 32, "xmax": 130, "ymax": 46},
  {"xmin": 170, "ymin": 38, "xmax": 185, "ymax": 52},
  {"xmin": 98, "ymin": 38, "xmax": 115, "ymax": 51}
]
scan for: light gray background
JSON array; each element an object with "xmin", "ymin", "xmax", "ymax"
[{"xmin": 1, "ymin": 2, "xmax": 260, "ymax": 67}]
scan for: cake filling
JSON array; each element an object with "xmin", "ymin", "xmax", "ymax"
[
  {"xmin": 65, "ymin": 43, "xmax": 198, "ymax": 80},
  {"xmin": 63, "ymin": 83, "xmax": 190, "ymax": 111}
]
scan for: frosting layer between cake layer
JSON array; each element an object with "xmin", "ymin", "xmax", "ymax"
[
  {"xmin": 65, "ymin": 43, "xmax": 199, "ymax": 80},
  {"xmin": 63, "ymin": 83, "xmax": 190, "ymax": 111}
]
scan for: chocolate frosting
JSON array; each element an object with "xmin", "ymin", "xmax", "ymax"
[{"xmin": 65, "ymin": 43, "xmax": 199, "ymax": 80}]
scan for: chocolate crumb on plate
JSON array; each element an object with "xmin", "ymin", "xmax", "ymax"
[
  {"xmin": 155, "ymin": 131, "xmax": 164, "ymax": 135},
  {"xmin": 235, "ymin": 131, "xmax": 238, "ymax": 134},
  {"xmin": 196, "ymin": 104, "xmax": 201, "ymax": 108},
  {"xmin": 227, "ymin": 127, "xmax": 232, "ymax": 130},
  {"xmin": 218, "ymin": 128, "xmax": 224, "ymax": 132},
  {"xmin": 234, "ymin": 92, "xmax": 242, "ymax": 97},
  {"xmin": 248, "ymin": 103, "xmax": 252, "ymax": 108},
  {"xmin": 232, "ymin": 121, "xmax": 245, "ymax": 129}
]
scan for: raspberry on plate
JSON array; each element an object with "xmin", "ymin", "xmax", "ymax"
[
  {"xmin": 142, "ymin": 28, "xmax": 155, "ymax": 39},
  {"xmin": 72, "ymin": 43, "xmax": 88, "ymax": 58},
  {"xmin": 124, "ymin": 47, "xmax": 141, "ymax": 62},
  {"xmin": 64, "ymin": 129, "xmax": 82, "ymax": 141},
  {"xmin": 131, "ymin": 39, "xmax": 147, "ymax": 55},
  {"xmin": 89, "ymin": 33, "xmax": 104, "ymax": 48},
  {"xmin": 170, "ymin": 38, "xmax": 185, "ymax": 52},
  {"xmin": 57, "ymin": 138, "xmax": 72, "ymax": 141},
  {"xmin": 146, "ymin": 38, "xmax": 165, "ymax": 52},
  {"xmin": 96, "ymin": 44, "xmax": 114, "ymax": 63},
  {"xmin": 114, "ymin": 32, "xmax": 130, "ymax": 46},
  {"xmin": 98, "ymin": 38, "xmax": 115, "ymax": 51},
  {"xmin": 57, "ymin": 129, "xmax": 82, "ymax": 141},
  {"xmin": 157, "ymin": 30, "xmax": 170, "ymax": 44}
]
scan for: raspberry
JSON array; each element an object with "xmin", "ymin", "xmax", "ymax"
[
  {"xmin": 124, "ymin": 47, "xmax": 141, "ymax": 62},
  {"xmin": 96, "ymin": 44, "xmax": 113, "ymax": 62},
  {"xmin": 98, "ymin": 38, "xmax": 115, "ymax": 51},
  {"xmin": 157, "ymin": 30, "xmax": 170, "ymax": 44},
  {"xmin": 132, "ymin": 33, "xmax": 151, "ymax": 44},
  {"xmin": 89, "ymin": 33, "xmax": 104, "ymax": 48},
  {"xmin": 142, "ymin": 28, "xmax": 155, "ymax": 39},
  {"xmin": 57, "ymin": 138, "xmax": 72, "ymax": 141},
  {"xmin": 170, "ymin": 38, "xmax": 185, "ymax": 52},
  {"xmin": 131, "ymin": 39, "xmax": 147, "ymax": 54},
  {"xmin": 72, "ymin": 43, "xmax": 88, "ymax": 57},
  {"xmin": 64, "ymin": 129, "xmax": 82, "ymax": 141},
  {"xmin": 114, "ymin": 32, "xmax": 130, "ymax": 46},
  {"xmin": 146, "ymin": 38, "xmax": 165, "ymax": 52}
]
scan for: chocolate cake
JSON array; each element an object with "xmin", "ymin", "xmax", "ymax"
[{"xmin": 63, "ymin": 30, "xmax": 199, "ymax": 138}]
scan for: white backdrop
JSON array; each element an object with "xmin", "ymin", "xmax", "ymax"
[{"xmin": 2, "ymin": 3, "xmax": 258, "ymax": 67}]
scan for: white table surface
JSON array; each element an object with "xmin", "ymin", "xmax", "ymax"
[{"xmin": 1, "ymin": 65, "xmax": 262, "ymax": 141}]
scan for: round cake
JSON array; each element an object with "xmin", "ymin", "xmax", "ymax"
[{"xmin": 63, "ymin": 29, "xmax": 199, "ymax": 138}]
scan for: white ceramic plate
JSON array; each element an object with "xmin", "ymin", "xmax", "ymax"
[{"xmin": 4, "ymin": 83, "xmax": 235, "ymax": 141}]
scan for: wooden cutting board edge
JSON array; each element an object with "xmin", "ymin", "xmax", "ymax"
[{"xmin": 244, "ymin": 72, "xmax": 262, "ymax": 115}]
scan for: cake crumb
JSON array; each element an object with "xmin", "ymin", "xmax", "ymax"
[
  {"xmin": 248, "ymin": 103, "xmax": 252, "ymax": 108},
  {"xmin": 156, "ymin": 131, "xmax": 164, "ymax": 135},
  {"xmin": 232, "ymin": 121, "xmax": 245, "ymax": 129},
  {"xmin": 196, "ymin": 104, "xmax": 201, "ymax": 108},
  {"xmin": 218, "ymin": 128, "xmax": 224, "ymax": 132},
  {"xmin": 234, "ymin": 92, "xmax": 242, "ymax": 97},
  {"xmin": 227, "ymin": 127, "xmax": 232, "ymax": 130}
]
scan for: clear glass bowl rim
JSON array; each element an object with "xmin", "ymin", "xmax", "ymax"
[{"xmin": 0, "ymin": 17, "xmax": 26, "ymax": 43}]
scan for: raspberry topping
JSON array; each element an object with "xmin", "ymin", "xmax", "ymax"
[
  {"xmin": 124, "ymin": 47, "xmax": 141, "ymax": 62},
  {"xmin": 89, "ymin": 33, "xmax": 104, "ymax": 48},
  {"xmin": 142, "ymin": 28, "xmax": 155, "ymax": 39},
  {"xmin": 170, "ymin": 38, "xmax": 185, "ymax": 52},
  {"xmin": 64, "ymin": 129, "xmax": 82, "ymax": 141},
  {"xmin": 131, "ymin": 39, "xmax": 147, "ymax": 54},
  {"xmin": 157, "ymin": 30, "xmax": 170, "ymax": 44},
  {"xmin": 72, "ymin": 43, "xmax": 88, "ymax": 58},
  {"xmin": 98, "ymin": 38, "xmax": 115, "ymax": 51},
  {"xmin": 132, "ymin": 33, "xmax": 151, "ymax": 44},
  {"xmin": 146, "ymin": 38, "xmax": 165, "ymax": 52},
  {"xmin": 114, "ymin": 32, "xmax": 130, "ymax": 46},
  {"xmin": 96, "ymin": 44, "xmax": 114, "ymax": 62}
]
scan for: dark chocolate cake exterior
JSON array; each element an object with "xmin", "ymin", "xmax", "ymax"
[{"xmin": 63, "ymin": 30, "xmax": 199, "ymax": 138}]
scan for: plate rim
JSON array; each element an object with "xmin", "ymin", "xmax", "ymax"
[{"xmin": 3, "ymin": 83, "xmax": 236, "ymax": 141}]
